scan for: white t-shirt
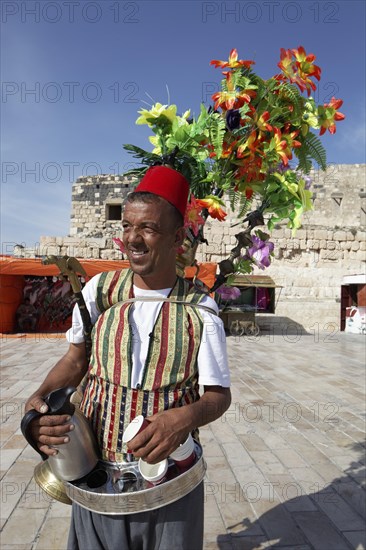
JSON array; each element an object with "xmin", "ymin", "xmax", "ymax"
[{"xmin": 66, "ymin": 273, "xmax": 230, "ymax": 388}]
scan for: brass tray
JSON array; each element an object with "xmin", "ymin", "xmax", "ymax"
[{"xmin": 64, "ymin": 441, "xmax": 206, "ymax": 515}]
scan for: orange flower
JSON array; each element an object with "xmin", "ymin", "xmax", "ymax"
[
  {"xmin": 196, "ymin": 196, "xmax": 227, "ymax": 221},
  {"xmin": 221, "ymin": 139, "xmax": 239, "ymax": 158},
  {"xmin": 237, "ymin": 131, "xmax": 264, "ymax": 161},
  {"xmin": 212, "ymin": 72, "xmax": 256, "ymax": 111},
  {"xmin": 278, "ymin": 46, "xmax": 321, "ymax": 95},
  {"xmin": 235, "ymin": 158, "xmax": 265, "ymax": 183},
  {"xmin": 184, "ymin": 195, "xmax": 205, "ymax": 236},
  {"xmin": 254, "ymin": 111, "xmax": 273, "ymax": 134},
  {"xmin": 271, "ymin": 128, "xmax": 301, "ymax": 165},
  {"xmin": 210, "ymin": 48, "xmax": 255, "ymax": 70},
  {"xmin": 318, "ymin": 97, "xmax": 345, "ymax": 135}
]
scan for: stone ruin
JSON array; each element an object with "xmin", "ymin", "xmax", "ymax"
[{"xmin": 15, "ymin": 164, "xmax": 366, "ymax": 330}]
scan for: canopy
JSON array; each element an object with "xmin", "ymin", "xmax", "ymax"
[
  {"xmin": 230, "ymin": 274, "xmax": 281, "ymax": 288},
  {"xmin": 0, "ymin": 256, "xmax": 218, "ymax": 334},
  {"xmin": 0, "ymin": 256, "xmax": 130, "ymax": 278}
]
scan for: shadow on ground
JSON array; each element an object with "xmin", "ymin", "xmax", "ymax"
[{"xmin": 216, "ymin": 442, "xmax": 366, "ymax": 550}]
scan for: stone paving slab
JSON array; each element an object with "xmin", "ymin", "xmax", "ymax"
[{"xmin": 0, "ymin": 332, "xmax": 365, "ymax": 550}]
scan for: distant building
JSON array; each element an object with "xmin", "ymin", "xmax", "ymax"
[{"xmin": 15, "ymin": 164, "xmax": 366, "ymax": 331}]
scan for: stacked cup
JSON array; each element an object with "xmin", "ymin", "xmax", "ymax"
[
  {"xmin": 123, "ymin": 416, "xmax": 168, "ymax": 486},
  {"xmin": 138, "ymin": 458, "xmax": 168, "ymax": 486},
  {"xmin": 170, "ymin": 433, "xmax": 196, "ymax": 470},
  {"xmin": 122, "ymin": 415, "xmax": 150, "ymax": 452},
  {"xmin": 123, "ymin": 418, "xmax": 197, "ymax": 485}
]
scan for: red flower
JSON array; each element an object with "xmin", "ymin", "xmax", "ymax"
[
  {"xmin": 271, "ymin": 128, "xmax": 301, "ymax": 166},
  {"xmin": 196, "ymin": 196, "xmax": 227, "ymax": 221},
  {"xmin": 318, "ymin": 97, "xmax": 345, "ymax": 135},
  {"xmin": 237, "ymin": 131, "xmax": 264, "ymax": 161},
  {"xmin": 212, "ymin": 72, "xmax": 256, "ymax": 111},
  {"xmin": 255, "ymin": 111, "xmax": 273, "ymax": 134},
  {"xmin": 278, "ymin": 46, "xmax": 321, "ymax": 96},
  {"xmin": 210, "ymin": 48, "xmax": 255, "ymax": 70},
  {"xmin": 184, "ymin": 195, "xmax": 205, "ymax": 236}
]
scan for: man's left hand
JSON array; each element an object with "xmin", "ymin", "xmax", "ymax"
[{"xmin": 127, "ymin": 386, "xmax": 231, "ymax": 464}]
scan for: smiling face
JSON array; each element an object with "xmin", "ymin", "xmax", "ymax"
[{"xmin": 121, "ymin": 197, "xmax": 185, "ymax": 290}]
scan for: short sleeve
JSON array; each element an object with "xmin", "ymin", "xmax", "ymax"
[
  {"xmin": 196, "ymin": 295, "xmax": 230, "ymax": 388},
  {"xmin": 66, "ymin": 274, "xmax": 101, "ymax": 344}
]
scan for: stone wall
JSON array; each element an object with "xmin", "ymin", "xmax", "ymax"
[
  {"xmin": 15, "ymin": 165, "xmax": 366, "ymax": 330},
  {"xmin": 70, "ymin": 174, "xmax": 135, "ymax": 237}
]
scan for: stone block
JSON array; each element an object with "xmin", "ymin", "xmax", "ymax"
[
  {"xmin": 300, "ymin": 240, "xmax": 307, "ymax": 250},
  {"xmin": 320, "ymin": 249, "xmax": 342, "ymax": 261},
  {"xmin": 271, "ymin": 228, "xmax": 284, "ymax": 238},
  {"xmin": 319, "ymin": 239, "xmax": 327, "ymax": 249},
  {"xmin": 278, "ymin": 239, "xmax": 287, "ymax": 249},
  {"xmin": 341, "ymin": 241, "xmax": 352, "ymax": 250},
  {"xmin": 63, "ymin": 237, "xmax": 81, "ymax": 247},
  {"xmin": 38, "ymin": 237, "xmax": 50, "ymax": 246},
  {"xmin": 314, "ymin": 229, "xmax": 327, "ymax": 240},
  {"xmin": 360, "ymin": 240, "xmax": 366, "ymax": 251},
  {"xmin": 334, "ymin": 230, "xmax": 347, "ymax": 241},
  {"xmin": 326, "ymin": 241, "xmax": 338, "ymax": 250},
  {"xmin": 39, "ymin": 245, "xmax": 60, "ymax": 256},
  {"xmin": 86, "ymin": 237, "xmax": 107, "ymax": 248},
  {"xmin": 206, "ymin": 245, "xmax": 219, "ymax": 255},
  {"xmin": 296, "ymin": 229, "xmax": 306, "ymax": 239},
  {"xmin": 308, "ymin": 240, "xmax": 320, "ymax": 250},
  {"xmin": 351, "ymin": 241, "xmax": 360, "ymax": 251}
]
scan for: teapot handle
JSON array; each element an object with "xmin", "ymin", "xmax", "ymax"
[
  {"xmin": 21, "ymin": 409, "xmax": 48, "ymax": 461},
  {"xmin": 20, "ymin": 386, "xmax": 76, "ymax": 461}
]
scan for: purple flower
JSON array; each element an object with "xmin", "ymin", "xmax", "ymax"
[
  {"xmin": 216, "ymin": 285, "xmax": 241, "ymax": 301},
  {"xmin": 303, "ymin": 175, "xmax": 312, "ymax": 189},
  {"xmin": 269, "ymin": 162, "xmax": 291, "ymax": 174},
  {"xmin": 247, "ymin": 235, "xmax": 274, "ymax": 270},
  {"xmin": 226, "ymin": 110, "xmax": 241, "ymax": 130}
]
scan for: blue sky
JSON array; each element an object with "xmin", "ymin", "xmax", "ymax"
[{"xmin": 1, "ymin": 0, "xmax": 365, "ymax": 250}]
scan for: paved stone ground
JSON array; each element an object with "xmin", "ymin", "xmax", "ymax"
[{"xmin": 0, "ymin": 332, "xmax": 365, "ymax": 550}]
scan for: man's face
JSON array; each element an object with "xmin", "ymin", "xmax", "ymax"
[{"xmin": 121, "ymin": 198, "xmax": 184, "ymax": 289}]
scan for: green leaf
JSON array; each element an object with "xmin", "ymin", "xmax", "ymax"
[
  {"xmin": 123, "ymin": 144, "xmax": 161, "ymax": 164},
  {"xmin": 301, "ymin": 132, "xmax": 327, "ymax": 170}
]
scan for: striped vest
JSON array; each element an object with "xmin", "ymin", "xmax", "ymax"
[{"xmin": 80, "ymin": 269, "xmax": 207, "ymax": 462}]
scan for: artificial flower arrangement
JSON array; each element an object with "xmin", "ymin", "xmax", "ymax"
[{"xmin": 120, "ymin": 46, "xmax": 344, "ymax": 293}]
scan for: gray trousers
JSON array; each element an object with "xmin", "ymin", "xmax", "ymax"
[{"xmin": 67, "ymin": 482, "xmax": 204, "ymax": 550}]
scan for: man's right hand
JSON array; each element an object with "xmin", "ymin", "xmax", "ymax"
[{"xmin": 25, "ymin": 395, "xmax": 75, "ymax": 457}]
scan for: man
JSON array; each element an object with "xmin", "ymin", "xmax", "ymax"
[{"xmin": 25, "ymin": 165, "xmax": 231, "ymax": 550}]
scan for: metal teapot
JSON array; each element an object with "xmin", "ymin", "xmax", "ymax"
[{"xmin": 21, "ymin": 387, "xmax": 99, "ymax": 484}]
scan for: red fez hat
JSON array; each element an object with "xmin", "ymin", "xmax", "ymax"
[{"xmin": 134, "ymin": 166, "xmax": 189, "ymax": 217}]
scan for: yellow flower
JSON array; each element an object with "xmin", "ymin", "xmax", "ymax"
[
  {"xmin": 148, "ymin": 135, "xmax": 161, "ymax": 155},
  {"xmin": 136, "ymin": 103, "xmax": 177, "ymax": 126}
]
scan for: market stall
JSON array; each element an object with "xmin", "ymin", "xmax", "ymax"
[
  {"xmin": 0, "ymin": 256, "xmax": 216, "ymax": 334},
  {"xmin": 218, "ymin": 274, "xmax": 281, "ymax": 336}
]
